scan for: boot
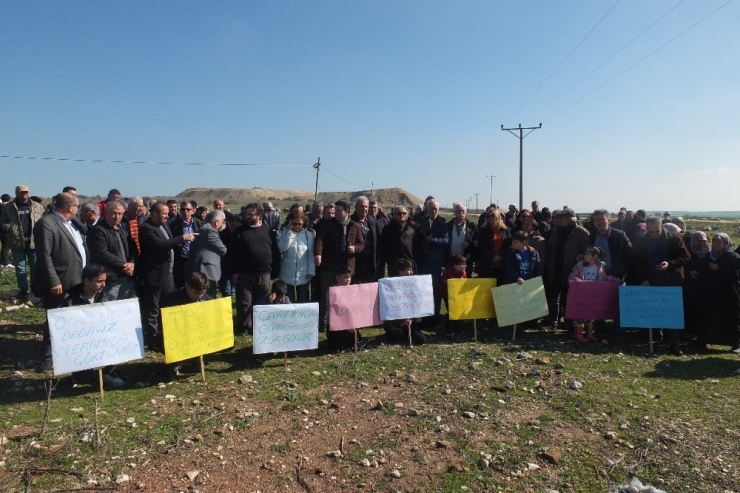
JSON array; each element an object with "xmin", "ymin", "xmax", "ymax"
[{"xmin": 574, "ymin": 324, "xmax": 588, "ymax": 342}]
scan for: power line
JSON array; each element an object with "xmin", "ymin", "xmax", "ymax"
[
  {"xmin": 321, "ymin": 166, "xmax": 370, "ymax": 189},
  {"xmin": 0, "ymin": 154, "xmax": 310, "ymax": 167},
  {"xmin": 541, "ymin": 0, "xmax": 734, "ymax": 123},
  {"xmin": 506, "ymin": 0, "xmax": 621, "ymax": 122},
  {"xmin": 524, "ymin": 0, "xmax": 689, "ymax": 122}
]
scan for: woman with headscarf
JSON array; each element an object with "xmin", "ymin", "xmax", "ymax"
[
  {"xmin": 684, "ymin": 232, "xmax": 710, "ymax": 341},
  {"xmin": 695, "ymin": 233, "xmax": 740, "ymax": 353}
]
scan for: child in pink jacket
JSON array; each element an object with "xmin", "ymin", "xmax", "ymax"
[{"xmin": 568, "ymin": 247, "xmax": 619, "ymax": 341}]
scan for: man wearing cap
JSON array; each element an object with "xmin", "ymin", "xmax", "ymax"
[
  {"xmin": 97, "ymin": 189, "xmax": 121, "ymax": 216},
  {"xmin": 0, "ymin": 185, "xmax": 46, "ymax": 300},
  {"xmin": 544, "ymin": 208, "xmax": 590, "ymax": 330}
]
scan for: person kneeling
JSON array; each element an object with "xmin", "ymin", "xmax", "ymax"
[{"xmin": 384, "ymin": 259, "xmax": 427, "ymax": 345}]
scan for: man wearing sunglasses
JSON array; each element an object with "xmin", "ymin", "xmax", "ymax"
[{"xmin": 171, "ymin": 201, "xmax": 202, "ymax": 288}]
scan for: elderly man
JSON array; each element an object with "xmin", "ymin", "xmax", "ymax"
[
  {"xmin": 122, "ymin": 196, "xmax": 147, "ymax": 255},
  {"xmin": 87, "ymin": 200, "xmax": 137, "ymax": 300},
  {"xmin": 412, "ymin": 198, "xmax": 448, "ymax": 321},
  {"xmin": 351, "ymin": 196, "xmax": 382, "ymax": 283},
  {"xmin": 79, "ymin": 203, "xmax": 100, "ymax": 230},
  {"xmin": 544, "ymin": 208, "xmax": 590, "ymax": 330},
  {"xmin": 97, "ymin": 188, "xmax": 121, "ymax": 216},
  {"xmin": 447, "ymin": 202, "xmax": 478, "ymax": 277},
  {"xmin": 590, "ymin": 209, "xmax": 633, "ymax": 340},
  {"xmin": 314, "ymin": 199, "xmax": 365, "ymax": 329},
  {"xmin": 307, "ymin": 202, "xmax": 324, "ymax": 232},
  {"xmin": 34, "ymin": 192, "xmax": 87, "ymax": 372},
  {"xmin": 171, "ymin": 201, "xmax": 202, "ymax": 288},
  {"xmin": 186, "ymin": 210, "xmax": 227, "ymax": 299},
  {"xmin": 632, "ymin": 216, "xmax": 690, "ymax": 356},
  {"xmin": 0, "ymin": 184, "xmax": 46, "ymax": 300},
  {"xmin": 213, "ymin": 199, "xmax": 237, "ymax": 224},
  {"xmin": 369, "ymin": 200, "xmax": 388, "ymax": 231},
  {"xmin": 379, "ymin": 205, "xmax": 417, "ymax": 276},
  {"xmin": 227, "ymin": 203, "xmax": 275, "ymax": 335},
  {"xmin": 262, "ymin": 201, "xmax": 281, "ymax": 232},
  {"xmin": 138, "ymin": 202, "xmax": 197, "ymax": 350}
]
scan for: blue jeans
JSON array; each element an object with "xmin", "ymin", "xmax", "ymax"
[{"xmin": 12, "ymin": 247, "xmax": 36, "ymax": 293}]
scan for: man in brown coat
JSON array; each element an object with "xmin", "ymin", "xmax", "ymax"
[
  {"xmin": 544, "ymin": 208, "xmax": 590, "ymax": 330},
  {"xmin": 314, "ymin": 199, "xmax": 365, "ymax": 330}
]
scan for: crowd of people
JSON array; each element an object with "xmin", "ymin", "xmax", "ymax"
[{"xmin": 1, "ymin": 184, "xmax": 739, "ymax": 386}]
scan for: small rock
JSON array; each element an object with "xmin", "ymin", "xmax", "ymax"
[
  {"xmin": 733, "ymin": 368, "xmax": 740, "ymax": 375},
  {"xmin": 407, "ymin": 408, "xmax": 420, "ymax": 417},
  {"xmin": 435, "ymin": 440, "xmax": 452, "ymax": 449},
  {"xmin": 370, "ymin": 401, "xmax": 385, "ymax": 410},
  {"xmin": 394, "ymin": 402, "xmax": 404, "ymax": 409},
  {"xmin": 468, "ymin": 361, "xmax": 482, "ymax": 370},
  {"xmin": 185, "ymin": 470, "xmax": 200, "ymax": 481},
  {"xmin": 516, "ymin": 351, "xmax": 533, "ymax": 360},
  {"xmin": 605, "ymin": 431, "xmax": 618, "ymax": 440},
  {"xmin": 238, "ymin": 374, "xmax": 253, "ymax": 384},
  {"xmin": 390, "ymin": 469, "xmax": 401, "ymax": 478},
  {"xmin": 535, "ymin": 357, "xmax": 550, "ymax": 365},
  {"xmin": 504, "ymin": 380, "xmax": 515, "ymax": 389},
  {"xmin": 405, "ymin": 374, "xmax": 417, "ymax": 382},
  {"xmin": 358, "ymin": 458, "xmax": 372, "ymax": 467},
  {"xmin": 311, "ymin": 371, "xmax": 321, "ymax": 376},
  {"xmin": 554, "ymin": 362, "xmax": 565, "ymax": 369},
  {"xmin": 461, "ymin": 411, "xmax": 475, "ymax": 419},
  {"xmin": 214, "ymin": 428, "xmax": 225, "ymax": 435},
  {"xmin": 527, "ymin": 462, "xmax": 540, "ymax": 470},
  {"xmin": 115, "ymin": 474, "xmax": 130, "ymax": 484},
  {"xmin": 326, "ymin": 450, "xmax": 342, "ymax": 458},
  {"xmin": 478, "ymin": 458, "xmax": 490, "ymax": 469},
  {"xmin": 529, "ymin": 368, "xmax": 540, "ymax": 376},
  {"xmin": 541, "ymin": 450, "xmax": 561, "ymax": 465},
  {"xmin": 447, "ymin": 463, "xmax": 466, "ymax": 473},
  {"xmin": 194, "ymin": 434, "xmax": 203, "ymax": 441},
  {"xmin": 569, "ymin": 381, "xmax": 582, "ymax": 390}
]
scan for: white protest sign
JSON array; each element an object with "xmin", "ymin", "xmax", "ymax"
[
  {"xmin": 378, "ymin": 274, "xmax": 434, "ymax": 321},
  {"xmin": 253, "ymin": 303, "xmax": 319, "ymax": 354},
  {"xmin": 48, "ymin": 299, "xmax": 145, "ymax": 376}
]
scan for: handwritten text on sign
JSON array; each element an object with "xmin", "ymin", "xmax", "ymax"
[
  {"xmin": 48, "ymin": 299, "xmax": 145, "ymax": 376},
  {"xmin": 565, "ymin": 281, "xmax": 620, "ymax": 320},
  {"xmin": 329, "ymin": 283, "xmax": 381, "ymax": 331},
  {"xmin": 253, "ymin": 303, "xmax": 319, "ymax": 354},
  {"xmin": 161, "ymin": 297, "xmax": 234, "ymax": 364},
  {"xmin": 378, "ymin": 275, "xmax": 434, "ymax": 321},
  {"xmin": 491, "ymin": 277, "xmax": 549, "ymax": 326},
  {"xmin": 619, "ymin": 286, "xmax": 684, "ymax": 329},
  {"xmin": 447, "ymin": 278, "xmax": 497, "ymax": 320}
]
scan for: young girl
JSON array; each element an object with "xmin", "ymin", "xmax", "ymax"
[{"xmin": 568, "ymin": 246, "xmax": 619, "ymax": 342}]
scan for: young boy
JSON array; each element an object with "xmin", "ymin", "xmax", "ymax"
[
  {"xmin": 439, "ymin": 255, "xmax": 467, "ymax": 333},
  {"xmin": 384, "ymin": 259, "xmax": 427, "ymax": 345},
  {"xmin": 504, "ymin": 231, "xmax": 543, "ymax": 285},
  {"xmin": 61, "ymin": 264, "xmax": 124, "ymax": 387},
  {"xmin": 256, "ymin": 279, "xmax": 291, "ymax": 305},
  {"xmin": 326, "ymin": 265, "xmax": 355, "ymax": 352}
]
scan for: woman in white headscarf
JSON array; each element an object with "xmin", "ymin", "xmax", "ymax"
[{"xmin": 696, "ymin": 233, "xmax": 740, "ymax": 353}]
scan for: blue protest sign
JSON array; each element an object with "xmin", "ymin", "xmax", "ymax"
[{"xmin": 619, "ymin": 286, "xmax": 684, "ymax": 329}]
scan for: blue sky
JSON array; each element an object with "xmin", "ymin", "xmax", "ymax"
[{"xmin": 1, "ymin": 0, "xmax": 737, "ymax": 212}]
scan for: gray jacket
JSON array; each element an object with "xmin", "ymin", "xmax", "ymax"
[{"xmin": 186, "ymin": 223, "xmax": 227, "ymax": 281}]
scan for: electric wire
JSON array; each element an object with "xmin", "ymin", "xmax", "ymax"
[{"xmin": 0, "ymin": 154, "xmax": 309, "ymax": 167}]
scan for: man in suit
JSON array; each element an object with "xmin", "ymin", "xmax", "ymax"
[
  {"xmin": 87, "ymin": 200, "xmax": 137, "ymax": 300},
  {"xmin": 170, "ymin": 201, "xmax": 201, "ymax": 289},
  {"xmin": 186, "ymin": 210, "xmax": 227, "ymax": 299},
  {"xmin": 34, "ymin": 192, "xmax": 87, "ymax": 372},
  {"xmin": 138, "ymin": 202, "xmax": 197, "ymax": 350},
  {"xmin": 350, "ymin": 196, "xmax": 382, "ymax": 283}
]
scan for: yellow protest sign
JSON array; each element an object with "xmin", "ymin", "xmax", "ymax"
[
  {"xmin": 491, "ymin": 276, "xmax": 548, "ymax": 326},
  {"xmin": 447, "ymin": 278, "xmax": 497, "ymax": 320},
  {"xmin": 161, "ymin": 297, "xmax": 234, "ymax": 363}
]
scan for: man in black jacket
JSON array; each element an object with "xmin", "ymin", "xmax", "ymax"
[
  {"xmin": 228, "ymin": 203, "xmax": 274, "ymax": 335},
  {"xmin": 137, "ymin": 202, "xmax": 196, "ymax": 349},
  {"xmin": 170, "ymin": 201, "xmax": 201, "ymax": 289},
  {"xmin": 351, "ymin": 196, "xmax": 382, "ymax": 283},
  {"xmin": 87, "ymin": 201, "xmax": 137, "ymax": 300}
]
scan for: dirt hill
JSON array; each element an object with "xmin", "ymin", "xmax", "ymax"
[{"xmin": 176, "ymin": 187, "xmax": 424, "ymax": 208}]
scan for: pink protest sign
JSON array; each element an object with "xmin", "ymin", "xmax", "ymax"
[
  {"xmin": 565, "ymin": 281, "xmax": 620, "ymax": 320},
  {"xmin": 328, "ymin": 282, "xmax": 382, "ymax": 331}
]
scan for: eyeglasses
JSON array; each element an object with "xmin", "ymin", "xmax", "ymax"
[{"xmin": 181, "ymin": 207, "xmax": 192, "ymax": 211}]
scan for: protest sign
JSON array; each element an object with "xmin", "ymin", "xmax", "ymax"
[
  {"xmin": 565, "ymin": 281, "xmax": 621, "ymax": 320},
  {"xmin": 48, "ymin": 299, "xmax": 144, "ymax": 376},
  {"xmin": 329, "ymin": 282, "xmax": 381, "ymax": 331},
  {"xmin": 378, "ymin": 275, "xmax": 434, "ymax": 321},
  {"xmin": 253, "ymin": 303, "xmax": 319, "ymax": 354},
  {"xmin": 619, "ymin": 286, "xmax": 684, "ymax": 329},
  {"xmin": 491, "ymin": 277, "xmax": 549, "ymax": 326},
  {"xmin": 161, "ymin": 297, "xmax": 234, "ymax": 364},
  {"xmin": 447, "ymin": 278, "xmax": 497, "ymax": 320}
]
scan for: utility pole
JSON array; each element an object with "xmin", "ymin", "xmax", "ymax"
[
  {"xmin": 474, "ymin": 193, "xmax": 479, "ymax": 212},
  {"xmin": 501, "ymin": 123, "xmax": 541, "ymax": 212},
  {"xmin": 486, "ymin": 175, "xmax": 496, "ymax": 206},
  {"xmin": 313, "ymin": 157, "xmax": 321, "ymax": 202}
]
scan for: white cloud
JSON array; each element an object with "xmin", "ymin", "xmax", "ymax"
[{"xmin": 681, "ymin": 167, "xmax": 729, "ymax": 177}]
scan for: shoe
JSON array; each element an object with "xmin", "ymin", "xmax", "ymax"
[
  {"xmin": 730, "ymin": 347, "xmax": 740, "ymax": 354},
  {"xmin": 670, "ymin": 346, "xmax": 684, "ymax": 357},
  {"xmin": 1, "ymin": 263, "xmax": 14, "ymax": 269},
  {"xmin": 103, "ymin": 372, "xmax": 125, "ymax": 388},
  {"xmin": 34, "ymin": 358, "xmax": 53, "ymax": 373}
]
